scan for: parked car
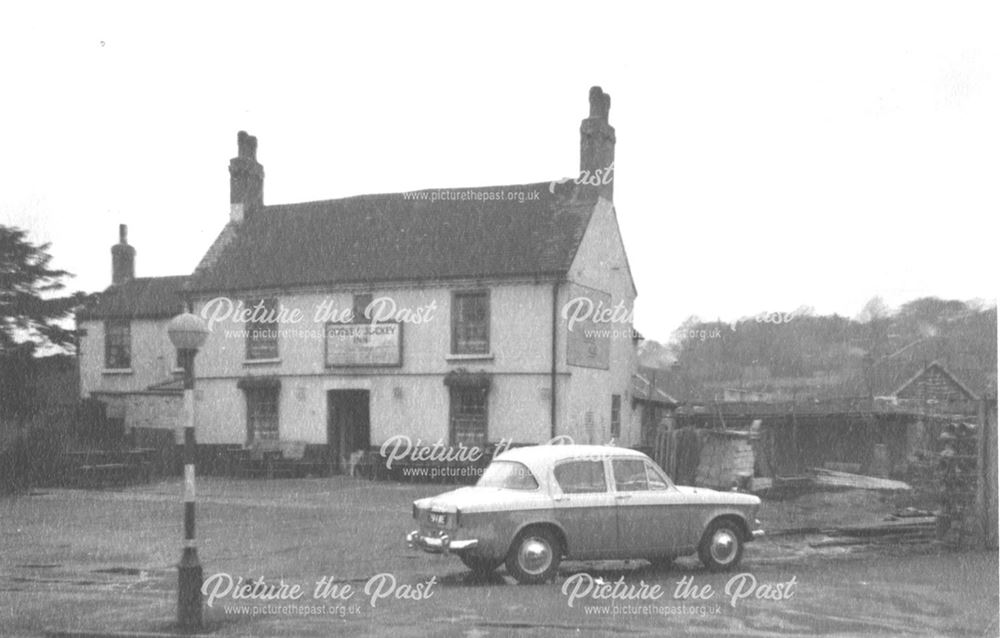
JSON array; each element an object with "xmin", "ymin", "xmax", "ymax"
[{"xmin": 406, "ymin": 444, "xmax": 764, "ymax": 584}]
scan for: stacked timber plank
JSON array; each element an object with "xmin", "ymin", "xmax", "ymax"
[
  {"xmin": 809, "ymin": 516, "xmax": 937, "ymax": 548},
  {"xmin": 811, "ymin": 467, "xmax": 911, "ymax": 491}
]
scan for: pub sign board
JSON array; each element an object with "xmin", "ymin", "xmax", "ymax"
[{"xmin": 325, "ymin": 322, "xmax": 403, "ymax": 367}]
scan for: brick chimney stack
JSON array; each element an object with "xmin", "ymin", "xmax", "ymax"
[
  {"xmin": 111, "ymin": 224, "xmax": 135, "ymax": 285},
  {"xmin": 229, "ymin": 131, "xmax": 264, "ymax": 222},
  {"xmin": 580, "ymin": 86, "xmax": 616, "ymax": 200}
]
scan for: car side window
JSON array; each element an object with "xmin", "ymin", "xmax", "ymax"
[
  {"xmin": 645, "ymin": 462, "xmax": 670, "ymax": 490},
  {"xmin": 554, "ymin": 460, "xmax": 608, "ymax": 494},
  {"xmin": 612, "ymin": 459, "xmax": 649, "ymax": 492}
]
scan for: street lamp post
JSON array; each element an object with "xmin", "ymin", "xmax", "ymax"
[{"xmin": 168, "ymin": 312, "xmax": 210, "ymax": 632}]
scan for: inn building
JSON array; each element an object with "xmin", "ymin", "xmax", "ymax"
[
  {"xmin": 80, "ymin": 87, "xmax": 640, "ymax": 471},
  {"xmin": 77, "ymin": 225, "xmax": 188, "ymax": 437}
]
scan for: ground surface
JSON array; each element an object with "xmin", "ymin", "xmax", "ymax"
[{"xmin": 0, "ymin": 477, "xmax": 996, "ymax": 637}]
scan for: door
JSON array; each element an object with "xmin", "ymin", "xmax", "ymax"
[
  {"xmin": 550, "ymin": 459, "xmax": 618, "ymax": 559},
  {"xmin": 611, "ymin": 458, "xmax": 692, "ymax": 557},
  {"xmin": 326, "ymin": 390, "xmax": 371, "ymax": 474}
]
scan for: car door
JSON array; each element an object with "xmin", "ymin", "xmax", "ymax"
[
  {"xmin": 551, "ymin": 458, "xmax": 618, "ymax": 560},
  {"xmin": 611, "ymin": 458, "xmax": 692, "ymax": 557}
]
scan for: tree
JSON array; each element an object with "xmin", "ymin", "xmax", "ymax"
[
  {"xmin": 856, "ymin": 296, "xmax": 891, "ymax": 324},
  {"xmin": 0, "ymin": 225, "xmax": 92, "ymax": 353}
]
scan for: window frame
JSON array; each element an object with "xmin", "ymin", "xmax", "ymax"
[
  {"xmin": 245, "ymin": 386, "xmax": 280, "ymax": 445},
  {"xmin": 245, "ymin": 297, "xmax": 279, "ymax": 361},
  {"xmin": 611, "ymin": 458, "xmax": 649, "ymax": 492},
  {"xmin": 450, "ymin": 290, "xmax": 490, "ymax": 355},
  {"xmin": 104, "ymin": 319, "xmax": 131, "ymax": 370},
  {"xmin": 553, "ymin": 458, "xmax": 610, "ymax": 495},
  {"xmin": 644, "ymin": 460, "xmax": 675, "ymax": 491},
  {"xmin": 448, "ymin": 385, "xmax": 489, "ymax": 446},
  {"xmin": 476, "ymin": 460, "xmax": 539, "ymax": 491}
]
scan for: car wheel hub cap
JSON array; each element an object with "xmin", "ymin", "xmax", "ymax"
[
  {"xmin": 519, "ymin": 538, "xmax": 552, "ymax": 575},
  {"xmin": 710, "ymin": 530, "xmax": 737, "ymax": 564}
]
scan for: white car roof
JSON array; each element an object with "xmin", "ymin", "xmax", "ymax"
[{"xmin": 494, "ymin": 444, "xmax": 648, "ymax": 473}]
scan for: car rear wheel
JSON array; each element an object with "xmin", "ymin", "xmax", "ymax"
[
  {"xmin": 698, "ymin": 519, "xmax": 744, "ymax": 572},
  {"xmin": 505, "ymin": 527, "xmax": 561, "ymax": 584},
  {"xmin": 459, "ymin": 554, "xmax": 502, "ymax": 575}
]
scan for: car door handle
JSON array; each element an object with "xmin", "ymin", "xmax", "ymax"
[{"xmin": 615, "ymin": 494, "xmax": 631, "ymax": 500}]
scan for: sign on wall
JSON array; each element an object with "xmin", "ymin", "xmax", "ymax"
[
  {"xmin": 564, "ymin": 284, "xmax": 611, "ymax": 370},
  {"xmin": 325, "ymin": 322, "xmax": 403, "ymax": 367}
]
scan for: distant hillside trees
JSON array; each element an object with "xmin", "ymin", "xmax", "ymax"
[{"xmin": 660, "ymin": 297, "xmax": 996, "ymax": 400}]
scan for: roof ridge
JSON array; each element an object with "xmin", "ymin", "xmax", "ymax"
[{"xmin": 263, "ymin": 180, "xmax": 560, "ymax": 210}]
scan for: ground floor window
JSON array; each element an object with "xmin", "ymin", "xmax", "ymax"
[
  {"xmin": 246, "ymin": 387, "xmax": 279, "ymax": 444},
  {"xmin": 450, "ymin": 386, "xmax": 488, "ymax": 446}
]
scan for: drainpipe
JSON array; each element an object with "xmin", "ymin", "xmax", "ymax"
[{"xmin": 551, "ymin": 280, "xmax": 560, "ymax": 440}]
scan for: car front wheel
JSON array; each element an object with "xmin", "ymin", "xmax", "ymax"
[
  {"xmin": 698, "ymin": 519, "xmax": 744, "ymax": 572},
  {"xmin": 505, "ymin": 527, "xmax": 561, "ymax": 584}
]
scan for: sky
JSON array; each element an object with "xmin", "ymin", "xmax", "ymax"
[{"xmin": 1, "ymin": 1, "xmax": 997, "ymax": 343}]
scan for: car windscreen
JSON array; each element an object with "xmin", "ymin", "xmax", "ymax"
[{"xmin": 477, "ymin": 460, "xmax": 539, "ymax": 490}]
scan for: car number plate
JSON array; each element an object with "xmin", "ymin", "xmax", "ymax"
[{"xmin": 429, "ymin": 512, "xmax": 447, "ymax": 525}]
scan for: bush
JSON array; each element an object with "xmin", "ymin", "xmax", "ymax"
[{"xmin": 0, "ymin": 424, "xmax": 69, "ymax": 492}]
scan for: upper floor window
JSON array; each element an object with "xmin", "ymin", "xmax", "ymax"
[
  {"xmin": 352, "ymin": 293, "xmax": 373, "ymax": 323},
  {"xmin": 246, "ymin": 297, "xmax": 279, "ymax": 360},
  {"xmin": 451, "ymin": 291, "xmax": 489, "ymax": 354},
  {"xmin": 104, "ymin": 319, "xmax": 131, "ymax": 369}
]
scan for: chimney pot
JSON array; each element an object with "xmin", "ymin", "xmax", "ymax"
[
  {"xmin": 580, "ymin": 86, "xmax": 616, "ymax": 200},
  {"xmin": 111, "ymin": 224, "xmax": 136, "ymax": 285},
  {"xmin": 230, "ymin": 131, "xmax": 264, "ymax": 222},
  {"xmin": 237, "ymin": 130, "xmax": 258, "ymax": 161},
  {"xmin": 589, "ymin": 86, "xmax": 610, "ymax": 120}
]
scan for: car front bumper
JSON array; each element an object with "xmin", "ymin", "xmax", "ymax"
[{"xmin": 406, "ymin": 529, "xmax": 479, "ymax": 554}]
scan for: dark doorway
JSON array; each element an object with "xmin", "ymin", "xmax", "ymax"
[{"xmin": 326, "ymin": 390, "xmax": 371, "ymax": 474}]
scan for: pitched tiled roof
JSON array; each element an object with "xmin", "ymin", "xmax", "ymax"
[
  {"xmin": 78, "ymin": 276, "xmax": 188, "ymax": 320},
  {"xmin": 837, "ymin": 337, "xmax": 992, "ymax": 399},
  {"xmin": 187, "ymin": 182, "xmax": 597, "ymax": 293}
]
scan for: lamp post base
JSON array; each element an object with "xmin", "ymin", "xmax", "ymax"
[{"xmin": 177, "ymin": 547, "xmax": 203, "ymax": 632}]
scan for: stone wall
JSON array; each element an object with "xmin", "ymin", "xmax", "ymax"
[{"xmin": 695, "ymin": 430, "xmax": 755, "ymax": 489}]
